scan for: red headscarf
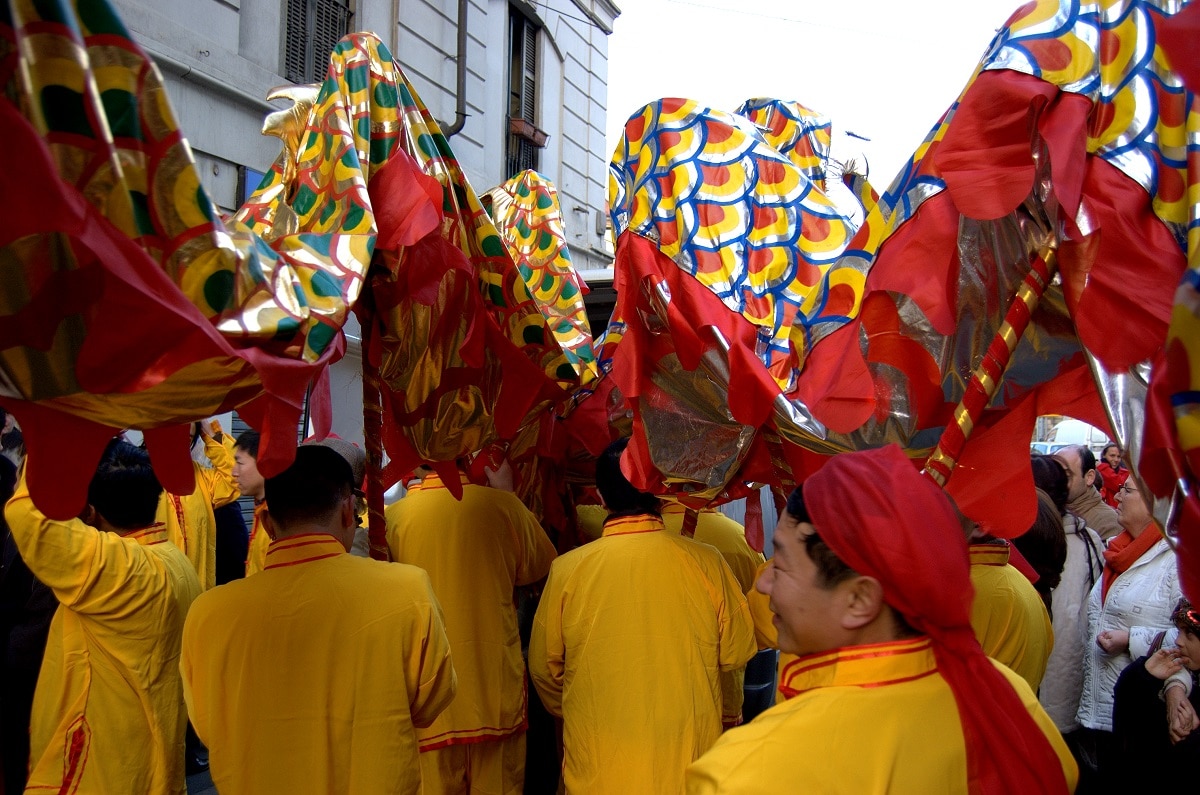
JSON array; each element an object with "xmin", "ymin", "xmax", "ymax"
[{"xmin": 804, "ymin": 445, "xmax": 1069, "ymax": 795}]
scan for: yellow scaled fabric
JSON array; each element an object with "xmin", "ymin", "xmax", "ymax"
[
  {"xmin": 156, "ymin": 434, "xmax": 240, "ymax": 590},
  {"xmin": 685, "ymin": 637, "xmax": 1077, "ymax": 794},
  {"xmin": 530, "ymin": 513, "xmax": 757, "ymax": 794},
  {"xmin": 969, "ymin": 543, "xmax": 1055, "ymax": 692},
  {"xmin": 662, "ymin": 503, "xmax": 765, "ymax": 725},
  {"xmin": 245, "ymin": 501, "xmax": 270, "ymax": 576},
  {"xmin": 5, "ymin": 476, "xmax": 200, "ymax": 795},
  {"xmin": 181, "ymin": 533, "xmax": 457, "ymax": 795},
  {"xmin": 386, "ymin": 474, "xmax": 556, "ymax": 759}
]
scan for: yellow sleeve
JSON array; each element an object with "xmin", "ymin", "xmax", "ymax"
[
  {"xmin": 746, "ymin": 568, "xmax": 779, "ymax": 651},
  {"xmin": 529, "ymin": 563, "xmax": 567, "ymax": 717},
  {"xmin": 5, "ymin": 472, "xmax": 160, "ymax": 618},
  {"xmin": 993, "ymin": 660, "xmax": 1079, "ymax": 791},
  {"xmin": 715, "ymin": 558, "xmax": 757, "ymax": 672},
  {"xmin": 406, "ymin": 568, "xmax": 458, "ymax": 729},
  {"xmin": 195, "ymin": 435, "xmax": 240, "ymax": 509},
  {"xmin": 180, "ymin": 604, "xmax": 205, "ymax": 741},
  {"xmin": 509, "ymin": 497, "xmax": 557, "ymax": 586},
  {"xmin": 384, "ymin": 501, "xmax": 403, "ymax": 562}
]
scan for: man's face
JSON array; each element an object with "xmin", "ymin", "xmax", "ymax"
[
  {"xmin": 1054, "ymin": 448, "xmax": 1091, "ymax": 502},
  {"xmin": 1104, "ymin": 447, "xmax": 1122, "ymax": 469},
  {"xmin": 755, "ymin": 512, "xmax": 843, "ymax": 657},
  {"xmin": 1115, "ymin": 479, "xmax": 1151, "ymax": 533},
  {"xmin": 233, "ymin": 449, "xmax": 265, "ymax": 500}
]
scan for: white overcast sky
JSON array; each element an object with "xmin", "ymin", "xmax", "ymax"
[{"xmin": 604, "ymin": 0, "xmax": 1027, "ymax": 187}]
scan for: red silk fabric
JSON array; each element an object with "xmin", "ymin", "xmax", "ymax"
[{"xmin": 803, "ymin": 445, "xmax": 1070, "ymax": 795}]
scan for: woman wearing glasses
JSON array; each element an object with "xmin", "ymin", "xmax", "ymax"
[{"xmin": 1074, "ymin": 478, "xmax": 1187, "ymax": 790}]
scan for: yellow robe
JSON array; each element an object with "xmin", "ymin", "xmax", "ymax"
[
  {"xmin": 181, "ymin": 533, "xmax": 457, "ymax": 795},
  {"xmin": 245, "ymin": 500, "xmax": 270, "ymax": 576},
  {"xmin": 530, "ymin": 513, "xmax": 757, "ymax": 794},
  {"xmin": 685, "ymin": 637, "xmax": 1078, "ymax": 794},
  {"xmin": 662, "ymin": 503, "xmax": 765, "ymax": 725},
  {"xmin": 386, "ymin": 473, "xmax": 557, "ymax": 750},
  {"xmin": 5, "ymin": 476, "xmax": 200, "ymax": 795},
  {"xmin": 746, "ymin": 560, "xmax": 797, "ymax": 705},
  {"xmin": 969, "ymin": 543, "xmax": 1055, "ymax": 692},
  {"xmin": 156, "ymin": 434, "xmax": 240, "ymax": 590}
]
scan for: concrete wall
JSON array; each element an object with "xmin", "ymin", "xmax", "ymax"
[
  {"xmin": 114, "ymin": 0, "xmax": 619, "ymax": 444},
  {"xmin": 116, "ymin": 0, "xmax": 617, "ymax": 273}
]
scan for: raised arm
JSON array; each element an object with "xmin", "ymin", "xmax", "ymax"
[{"xmin": 5, "ymin": 470, "xmax": 162, "ymax": 618}]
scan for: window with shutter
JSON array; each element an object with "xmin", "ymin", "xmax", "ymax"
[
  {"xmin": 284, "ymin": 0, "xmax": 352, "ymax": 84},
  {"xmin": 506, "ymin": 8, "xmax": 540, "ymax": 178}
]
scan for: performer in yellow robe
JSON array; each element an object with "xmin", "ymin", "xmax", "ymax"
[
  {"xmin": 529, "ymin": 439, "xmax": 757, "ymax": 795},
  {"xmin": 156, "ymin": 422, "xmax": 240, "ymax": 590},
  {"xmin": 387, "ymin": 469, "xmax": 557, "ymax": 794},
  {"xmin": 5, "ymin": 444, "xmax": 200, "ymax": 794},
  {"xmin": 969, "ymin": 542, "xmax": 1055, "ymax": 692},
  {"xmin": 181, "ymin": 445, "xmax": 457, "ymax": 794},
  {"xmin": 686, "ymin": 637, "xmax": 1075, "ymax": 793},
  {"xmin": 661, "ymin": 502, "xmax": 764, "ymax": 726},
  {"xmin": 233, "ymin": 429, "xmax": 270, "ymax": 576},
  {"xmin": 687, "ymin": 446, "xmax": 1076, "ymax": 795},
  {"xmin": 745, "ymin": 560, "xmax": 795, "ymax": 705}
]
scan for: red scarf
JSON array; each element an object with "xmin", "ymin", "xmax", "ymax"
[
  {"xmin": 1101, "ymin": 524, "xmax": 1160, "ymax": 602},
  {"xmin": 804, "ymin": 446, "xmax": 1069, "ymax": 795}
]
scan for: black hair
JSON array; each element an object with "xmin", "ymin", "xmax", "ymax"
[
  {"xmin": 0, "ymin": 454, "xmax": 15, "ymax": 505},
  {"xmin": 1030, "ymin": 454, "xmax": 1068, "ymax": 516},
  {"xmin": 264, "ymin": 445, "xmax": 352, "ymax": 531},
  {"xmin": 87, "ymin": 439, "xmax": 163, "ymax": 529},
  {"xmin": 595, "ymin": 438, "xmax": 660, "ymax": 516},
  {"xmin": 1012, "ymin": 489, "xmax": 1067, "ymax": 614},
  {"xmin": 1075, "ymin": 445, "xmax": 1098, "ymax": 478},
  {"xmin": 783, "ymin": 486, "xmax": 857, "ymax": 588},
  {"xmin": 234, "ymin": 429, "xmax": 260, "ymax": 458}
]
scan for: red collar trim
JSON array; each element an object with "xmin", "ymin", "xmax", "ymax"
[
  {"xmin": 264, "ymin": 533, "xmax": 346, "ymax": 570},
  {"xmin": 968, "ymin": 543, "xmax": 1010, "ymax": 567},
  {"xmin": 125, "ymin": 522, "xmax": 169, "ymax": 545},
  {"xmin": 778, "ymin": 637, "xmax": 937, "ymax": 698},
  {"xmin": 601, "ymin": 513, "xmax": 665, "ymax": 537},
  {"xmin": 420, "ymin": 473, "xmax": 473, "ymax": 490}
]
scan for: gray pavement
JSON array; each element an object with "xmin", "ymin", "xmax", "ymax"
[{"xmin": 186, "ymin": 769, "xmax": 217, "ymax": 795}]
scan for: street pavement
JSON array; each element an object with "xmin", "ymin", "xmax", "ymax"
[{"xmin": 187, "ymin": 769, "xmax": 217, "ymax": 794}]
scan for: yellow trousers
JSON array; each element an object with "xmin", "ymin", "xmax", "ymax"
[{"xmin": 419, "ymin": 733, "xmax": 526, "ymax": 795}]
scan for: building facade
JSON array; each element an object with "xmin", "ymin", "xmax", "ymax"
[{"xmin": 113, "ymin": 0, "xmax": 620, "ymax": 445}]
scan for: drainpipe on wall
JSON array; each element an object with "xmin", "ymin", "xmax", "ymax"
[{"xmin": 443, "ymin": 0, "xmax": 469, "ymax": 137}]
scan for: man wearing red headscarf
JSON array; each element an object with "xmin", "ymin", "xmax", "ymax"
[{"xmin": 686, "ymin": 445, "xmax": 1077, "ymax": 794}]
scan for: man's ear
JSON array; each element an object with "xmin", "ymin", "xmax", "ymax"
[
  {"xmin": 841, "ymin": 576, "xmax": 887, "ymax": 631},
  {"xmin": 1084, "ymin": 469, "xmax": 1096, "ymax": 487},
  {"xmin": 262, "ymin": 510, "xmax": 280, "ymax": 542}
]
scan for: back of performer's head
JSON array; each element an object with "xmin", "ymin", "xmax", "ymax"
[
  {"xmin": 264, "ymin": 445, "xmax": 354, "ymax": 533},
  {"xmin": 595, "ymin": 437, "xmax": 660, "ymax": 516},
  {"xmin": 87, "ymin": 439, "xmax": 163, "ymax": 529},
  {"xmin": 234, "ymin": 429, "xmax": 260, "ymax": 458},
  {"xmin": 1013, "ymin": 488, "xmax": 1067, "ymax": 612},
  {"xmin": 1030, "ymin": 453, "xmax": 1068, "ymax": 516}
]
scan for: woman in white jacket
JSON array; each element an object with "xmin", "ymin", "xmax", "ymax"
[{"xmin": 1075, "ymin": 477, "xmax": 1186, "ymax": 788}]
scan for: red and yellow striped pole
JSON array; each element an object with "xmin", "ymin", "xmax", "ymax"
[{"xmin": 923, "ymin": 247, "xmax": 1057, "ymax": 487}]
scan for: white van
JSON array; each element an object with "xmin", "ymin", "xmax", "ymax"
[{"xmin": 1045, "ymin": 419, "xmax": 1111, "ymax": 455}]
